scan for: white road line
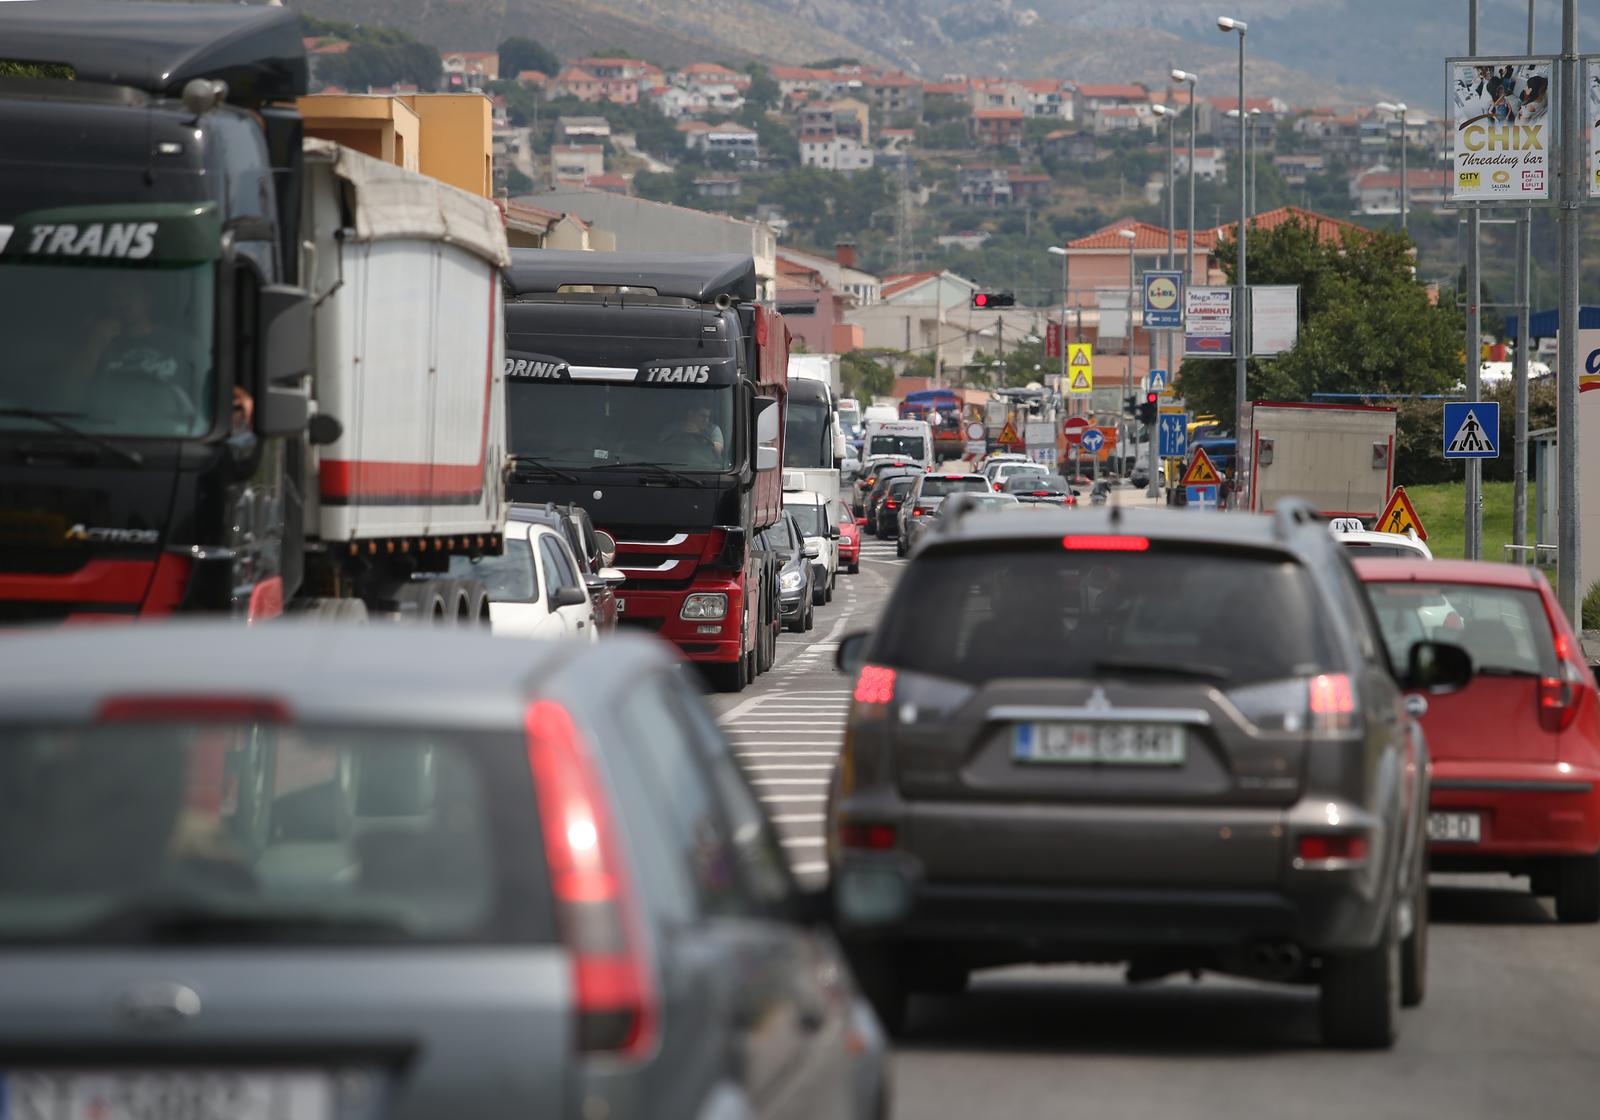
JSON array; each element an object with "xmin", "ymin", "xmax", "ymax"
[
  {"xmin": 736, "ymin": 751, "xmax": 838, "ymax": 758},
  {"xmin": 791, "ymin": 861, "xmax": 826, "ymax": 874},
  {"xmin": 771, "ymin": 813, "xmax": 826, "ymax": 824},
  {"xmin": 743, "ymin": 763, "xmax": 834, "ymax": 772},
  {"xmin": 757, "ymin": 793, "xmax": 828, "ymax": 803},
  {"xmin": 750, "ymin": 777, "xmax": 831, "ymax": 785},
  {"xmin": 780, "ymin": 836, "xmax": 824, "ymax": 847}
]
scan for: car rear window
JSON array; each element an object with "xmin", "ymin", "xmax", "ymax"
[
  {"xmin": 874, "ymin": 543, "xmax": 1336, "ymax": 685},
  {"xmin": 1006, "ymin": 475, "xmax": 1069, "ymax": 492},
  {"xmin": 449, "ymin": 537, "xmax": 537, "ymax": 602},
  {"xmin": 1364, "ymin": 582, "xmax": 1558, "ymax": 676},
  {"xmin": 1341, "ymin": 541, "xmax": 1425, "ymax": 559},
  {"xmin": 921, "ymin": 476, "xmax": 989, "ymax": 498},
  {"xmin": 0, "ymin": 724, "xmax": 554, "ymax": 945},
  {"xmin": 785, "ymin": 502, "xmax": 825, "ymax": 537}
]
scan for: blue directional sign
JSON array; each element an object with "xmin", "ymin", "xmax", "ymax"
[
  {"xmin": 1158, "ymin": 412, "xmax": 1189, "ymax": 458},
  {"xmin": 1443, "ymin": 401, "xmax": 1499, "ymax": 459},
  {"xmin": 1080, "ymin": 427, "xmax": 1106, "ymax": 454}
]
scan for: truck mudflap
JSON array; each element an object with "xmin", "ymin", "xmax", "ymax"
[{"xmin": 614, "ymin": 574, "xmax": 746, "ymax": 663}]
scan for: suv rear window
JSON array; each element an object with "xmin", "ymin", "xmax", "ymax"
[
  {"xmin": 1364, "ymin": 582, "xmax": 1558, "ymax": 676},
  {"xmin": 0, "ymin": 724, "xmax": 553, "ymax": 945},
  {"xmin": 874, "ymin": 543, "xmax": 1336, "ymax": 685},
  {"xmin": 921, "ymin": 476, "xmax": 990, "ymax": 498}
]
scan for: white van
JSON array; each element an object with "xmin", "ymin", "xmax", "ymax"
[{"xmin": 862, "ymin": 419, "xmax": 934, "ymax": 470}]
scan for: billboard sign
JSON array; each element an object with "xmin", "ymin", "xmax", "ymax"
[
  {"xmin": 1447, "ymin": 57, "xmax": 1554, "ymax": 204},
  {"xmin": 1184, "ymin": 286, "xmax": 1234, "ymax": 358}
]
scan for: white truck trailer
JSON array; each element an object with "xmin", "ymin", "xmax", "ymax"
[{"xmin": 1242, "ymin": 402, "xmax": 1398, "ymax": 522}]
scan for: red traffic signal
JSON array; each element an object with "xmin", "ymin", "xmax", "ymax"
[
  {"xmin": 973, "ymin": 293, "xmax": 990, "ymax": 308},
  {"xmin": 971, "ymin": 291, "xmax": 1015, "ymax": 309}
]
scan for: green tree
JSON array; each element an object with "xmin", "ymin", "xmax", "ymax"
[
  {"xmin": 1177, "ymin": 217, "xmax": 1463, "ymax": 429},
  {"xmin": 743, "ymin": 63, "xmax": 780, "ymax": 113},
  {"xmin": 841, "ymin": 350, "xmax": 897, "ymax": 402},
  {"xmin": 304, "ymin": 17, "xmax": 440, "ymax": 90},
  {"xmin": 498, "ymin": 36, "xmax": 562, "ymax": 80},
  {"xmin": 504, "ymin": 165, "xmax": 536, "ymax": 196},
  {"xmin": 0, "ymin": 61, "xmax": 71, "ymax": 78}
]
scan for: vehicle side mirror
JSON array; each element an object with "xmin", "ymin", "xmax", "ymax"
[
  {"xmin": 835, "ymin": 630, "xmax": 870, "ymax": 674},
  {"xmin": 754, "ymin": 396, "xmax": 780, "ymax": 445},
  {"xmin": 255, "ymin": 284, "xmax": 312, "ymax": 437},
  {"xmin": 829, "ymin": 526, "xmax": 840, "ymax": 540},
  {"xmin": 598, "ymin": 567, "xmax": 626, "ymax": 585},
  {"xmin": 756, "ymin": 445, "xmax": 779, "ymax": 472},
  {"xmin": 1403, "ymin": 639, "xmax": 1473, "ymax": 694},
  {"xmin": 803, "ymin": 543, "xmax": 820, "ymax": 560},
  {"xmin": 551, "ymin": 586, "xmax": 588, "ymax": 609},
  {"xmin": 593, "ymin": 530, "xmax": 617, "ymax": 567}
]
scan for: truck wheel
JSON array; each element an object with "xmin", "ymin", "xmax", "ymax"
[
  {"xmin": 298, "ymin": 598, "xmax": 370, "ymax": 624},
  {"xmin": 396, "ymin": 580, "xmax": 451, "ymax": 624},
  {"xmin": 1319, "ymin": 917, "xmax": 1399, "ymax": 1049},
  {"xmin": 706, "ymin": 653, "xmax": 749, "ymax": 693},
  {"xmin": 453, "ymin": 579, "xmax": 491, "ymax": 627},
  {"xmin": 757, "ymin": 611, "xmax": 775, "ymax": 673},
  {"xmin": 1554, "ymin": 853, "xmax": 1600, "ymax": 923}
]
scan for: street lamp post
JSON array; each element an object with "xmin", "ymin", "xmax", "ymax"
[
  {"xmin": 1219, "ymin": 15, "xmax": 1249, "ymax": 487},
  {"xmin": 1171, "ymin": 70, "xmax": 1199, "ymax": 288},
  {"xmin": 1119, "ymin": 227, "xmax": 1137, "ymax": 476},
  {"xmin": 1151, "ymin": 104, "xmax": 1177, "ymax": 499},
  {"xmin": 1047, "ymin": 244, "xmax": 1069, "ymax": 412},
  {"xmin": 1376, "ymin": 101, "xmax": 1409, "ymax": 228}
]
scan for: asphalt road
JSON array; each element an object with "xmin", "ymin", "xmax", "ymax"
[{"xmin": 708, "ymin": 521, "xmax": 1600, "ymax": 1120}]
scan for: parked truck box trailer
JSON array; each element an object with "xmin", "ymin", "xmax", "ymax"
[{"xmin": 1244, "ymin": 401, "xmax": 1397, "ymax": 521}]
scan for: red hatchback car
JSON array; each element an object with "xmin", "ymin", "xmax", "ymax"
[
  {"xmin": 1355, "ymin": 559, "xmax": 1600, "ymax": 922},
  {"xmin": 832, "ymin": 499, "xmax": 860, "ymax": 574}
]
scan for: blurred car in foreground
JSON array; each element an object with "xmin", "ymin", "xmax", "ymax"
[
  {"xmin": 1357, "ymin": 558, "xmax": 1600, "ymax": 922},
  {"xmin": 0, "ymin": 624, "xmax": 884, "ymax": 1120},
  {"xmin": 828, "ymin": 503, "xmax": 1471, "ymax": 1049}
]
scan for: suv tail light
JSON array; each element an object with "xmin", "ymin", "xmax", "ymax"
[
  {"xmin": 1296, "ymin": 833, "xmax": 1369, "ymax": 866},
  {"xmin": 853, "ymin": 664, "xmax": 896, "ymax": 705},
  {"xmin": 912, "ymin": 508, "xmax": 924, "ymax": 517},
  {"xmin": 1308, "ymin": 673, "xmax": 1359, "ymax": 735},
  {"xmin": 526, "ymin": 700, "xmax": 657, "ymax": 1059},
  {"xmin": 838, "ymin": 822, "xmax": 898, "ymax": 850}
]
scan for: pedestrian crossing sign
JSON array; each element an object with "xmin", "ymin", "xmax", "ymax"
[
  {"xmin": 1376, "ymin": 486, "xmax": 1428, "ymax": 541},
  {"xmin": 1442, "ymin": 401, "xmax": 1499, "ymax": 459},
  {"xmin": 1067, "ymin": 343, "xmax": 1093, "ymax": 394},
  {"xmin": 1178, "ymin": 447, "xmax": 1222, "ymax": 487},
  {"xmin": 1148, "ymin": 368, "xmax": 1169, "ymax": 394}
]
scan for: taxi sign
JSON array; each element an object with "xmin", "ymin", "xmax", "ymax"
[
  {"xmin": 1178, "ymin": 447, "xmax": 1222, "ymax": 487},
  {"xmin": 1376, "ymin": 486, "xmax": 1428, "ymax": 541},
  {"xmin": 1067, "ymin": 343, "xmax": 1093, "ymax": 393},
  {"xmin": 998, "ymin": 419, "xmax": 1022, "ymax": 447},
  {"xmin": 1329, "ymin": 517, "xmax": 1366, "ymax": 533}
]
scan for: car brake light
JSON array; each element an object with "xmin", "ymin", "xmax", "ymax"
[
  {"xmin": 1297, "ymin": 833, "xmax": 1369, "ymax": 864},
  {"xmin": 912, "ymin": 508, "xmax": 924, "ymax": 517},
  {"xmin": 1540, "ymin": 662, "xmax": 1584, "ymax": 732},
  {"xmin": 853, "ymin": 664, "xmax": 896, "ymax": 705},
  {"xmin": 96, "ymin": 696, "xmax": 292, "ymax": 722},
  {"xmin": 994, "ymin": 483, "xmax": 1003, "ymax": 492},
  {"xmin": 1307, "ymin": 673, "xmax": 1360, "ymax": 735},
  {"xmin": 885, "ymin": 500, "xmax": 898, "ymax": 509},
  {"xmin": 839, "ymin": 822, "xmax": 898, "ymax": 850},
  {"xmin": 526, "ymin": 700, "xmax": 657, "ymax": 1060},
  {"xmin": 1060, "ymin": 535, "xmax": 1150, "ymax": 551}
]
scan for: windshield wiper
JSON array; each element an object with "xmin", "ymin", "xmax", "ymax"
[
  {"xmin": 593, "ymin": 460, "xmax": 704, "ymax": 487},
  {"xmin": 79, "ymin": 897, "xmax": 412, "ymax": 943},
  {"xmin": 508, "ymin": 454, "xmax": 577, "ymax": 483},
  {"xmin": 1092, "ymin": 658, "xmax": 1233, "ymax": 683},
  {"xmin": 0, "ymin": 407, "xmax": 144, "ymax": 467}
]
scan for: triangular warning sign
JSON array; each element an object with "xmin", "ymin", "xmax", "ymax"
[
  {"xmin": 1446, "ymin": 408, "xmax": 1494, "ymax": 454},
  {"xmin": 1179, "ymin": 447, "xmax": 1222, "ymax": 487},
  {"xmin": 1069, "ymin": 369, "xmax": 1092, "ymax": 391},
  {"xmin": 1377, "ymin": 486, "xmax": 1428, "ymax": 541},
  {"xmin": 998, "ymin": 419, "xmax": 1022, "ymax": 446},
  {"xmin": 1070, "ymin": 348, "xmax": 1091, "ymax": 366}
]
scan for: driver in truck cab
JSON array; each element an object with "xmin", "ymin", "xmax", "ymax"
[{"xmin": 660, "ymin": 400, "xmax": 725, "ymax": 460}]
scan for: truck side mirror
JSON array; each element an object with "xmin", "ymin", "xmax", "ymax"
[
  {"xmin": 255, "ymin": 285, "xmax": 312, "ymax": 437},
  {"xmin": 754, "ymin": 396, "xmax": 780, "ymax": 472}
]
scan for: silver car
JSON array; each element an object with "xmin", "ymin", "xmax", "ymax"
[{"xmin": 0, "ymin": 623, "xmax": 887, "ymax": 1120}]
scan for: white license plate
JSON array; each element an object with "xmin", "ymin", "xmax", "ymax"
[
  {"xmin": 1012, "ymin": 722, "xmax": 1186, "ymax": 766},
  {"xmin": 0, "ymin": 1071, "xmax": 334, "ymax": 1120},
  {"xmin": 1428, "ymin": 811, "xmax": 1482, "ymax": 844}
]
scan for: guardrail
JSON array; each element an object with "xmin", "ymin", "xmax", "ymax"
[{"xmin": 1503, "ymin": 543, "xmax": 1558, "ymax": 568}]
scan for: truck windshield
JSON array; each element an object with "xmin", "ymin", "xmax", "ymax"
[
  {"xmin": 869, "ymin": 434, "xmax": 926, "ymax": 459},
  {"xmin": 785, "ymin": 395, "xmax": 832, "ymax": 469},
  {"xmin": 0, "ymin": 262, "xmax": 215, "ymax": 438},
  {"xmin": 508, "ymin": 382, "xmax": 735, "ymax": 472}
]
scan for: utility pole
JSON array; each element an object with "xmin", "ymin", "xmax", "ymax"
[
  {"xmin": 1219, "ymin": 17, "xmax": 1249, "ymax": 469},
  {"xmin": 1465, "ymin": 0, "xmax": 1483, "ymax": 560},
  {"xmin": 1514, "ymin": 0, "xmax": 1535, "ymax": 552},
  {"xmin": 1557, "ymin": 0, "xmax": 1581, "ymax": 624}
]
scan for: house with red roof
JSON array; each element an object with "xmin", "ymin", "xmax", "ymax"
[
  {"xmin": 865, "ymin": 71, "xmax": 924, "ymax": 119},
  {"xmin": 549, "ymin": 66, "xmax": 604, "ymax": 102},
  {"xmin": 971, "ymin": 107, "xmax": 1024, "ymax": 148},
  {"xmin": 1072, "ymin": 82, "xmax": 1149, "ymax": 120},
  {"xmin": 440, "ymin": 51, "xmax": 499, "ymax": 89},
  {"xmin": 1018, "ymin": 78, "xmax": 1072, "ymax": 121}
]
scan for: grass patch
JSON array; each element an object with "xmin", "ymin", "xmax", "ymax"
[{"xmin": 1403, "ymin": 481, "xmax": 1529, "ymax": 562}]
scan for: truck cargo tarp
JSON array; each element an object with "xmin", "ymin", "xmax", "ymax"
[{"xmin": 305, "ymin": 139, "xmax": 509, "ymax": 269}]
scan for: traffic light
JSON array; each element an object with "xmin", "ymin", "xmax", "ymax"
[
  {"xmin": 1137, "ymin": 391, "xmax": 1159, "ymax": 427},
  {"xmin": 1122, "ymin": 394, "xmax": 1138, "ymax": 419},
  {"xmin": 971, "ymin": 291, "xmax": 1015, "ymax": 309}
]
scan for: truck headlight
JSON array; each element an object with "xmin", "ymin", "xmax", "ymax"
[
  {"xmin": 680, "ymin": 593, "xmax": 728, "ymax": 620},
  {"xmin": 780, "ymin": 570, "xmax": 804, "ymax": 592}
]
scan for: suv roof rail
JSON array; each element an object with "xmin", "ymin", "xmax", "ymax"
[{"xmin": 1272, "ymin": 498, "xmax": 1322, "ymax": 540}]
